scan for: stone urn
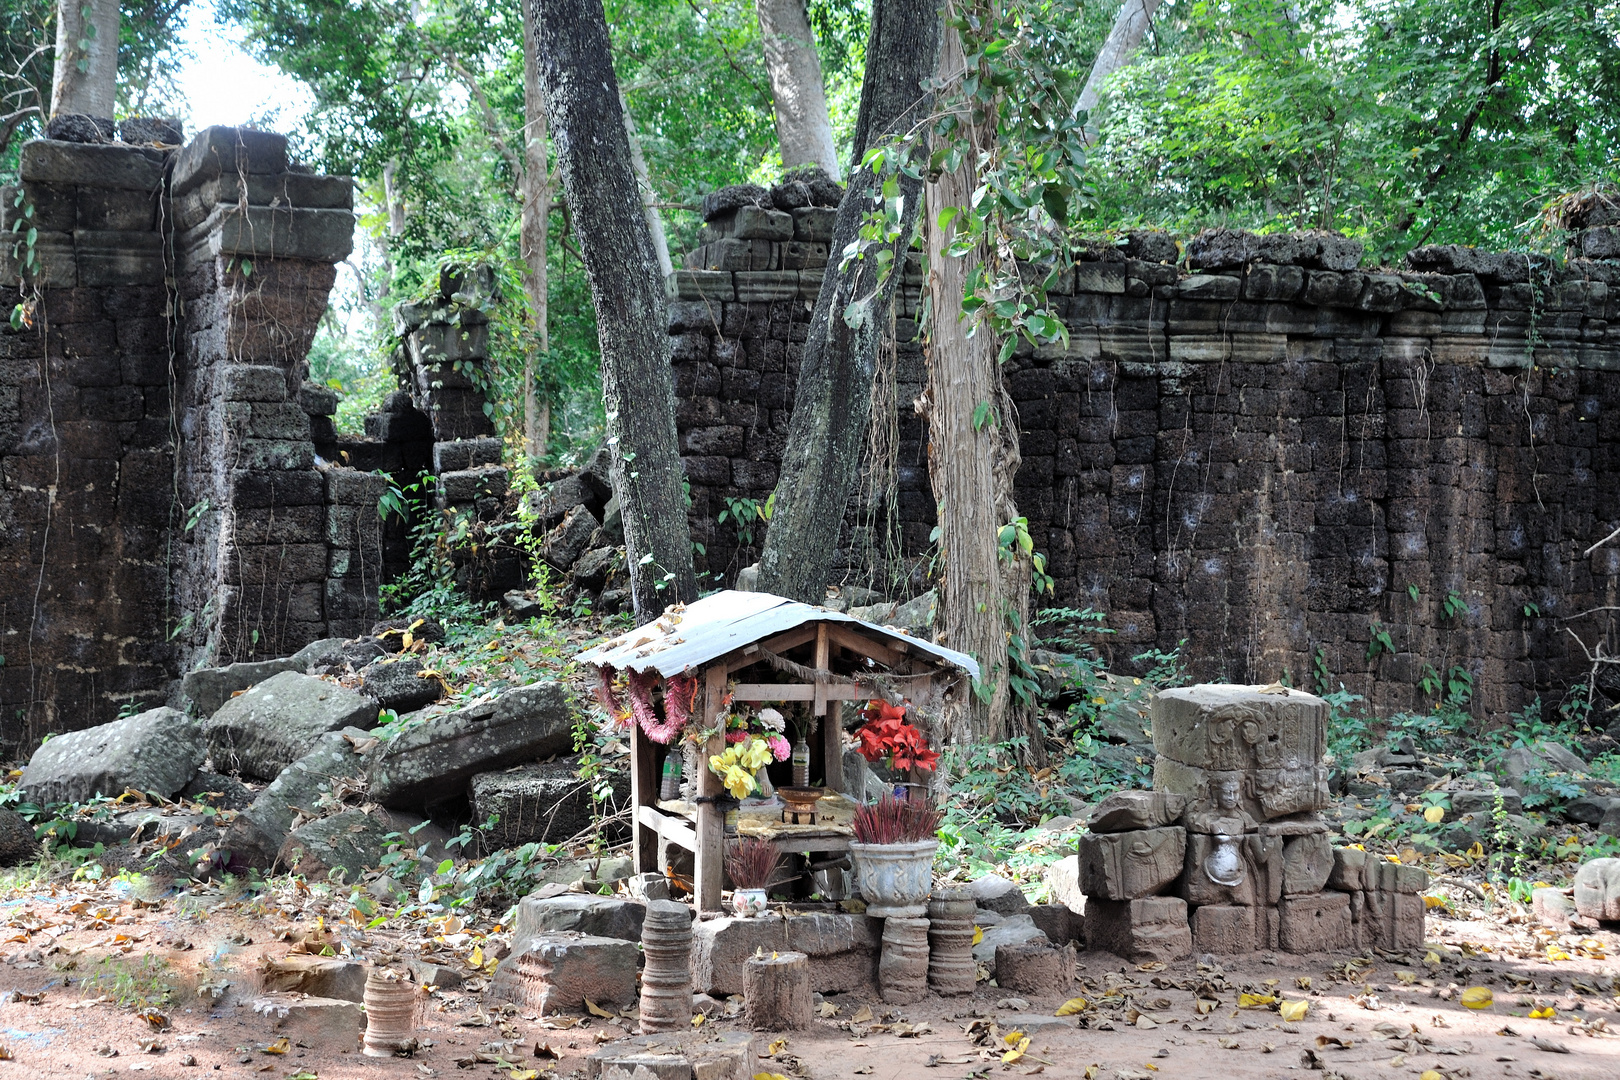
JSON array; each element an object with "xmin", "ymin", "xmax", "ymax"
[{"xmin": 849, "ymin": 840, "xmax": 938, "ymax": 917}]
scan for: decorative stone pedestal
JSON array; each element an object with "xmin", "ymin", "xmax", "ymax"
[
  {"xmin": 926, "ymin": 892, "xmax": 976, "ymax": 996},
  {"xmin": 639, "ymin": 900, "xmax": 693, "ymax": 1033},
  {"xmin": 878, "ymin": 917, "xmax": 929, "ymax": 1004}
]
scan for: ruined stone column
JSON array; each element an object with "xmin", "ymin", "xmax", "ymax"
[
  {"xmin": 926, "ymin": 891, "xmax": 976, "ymax": 995},
  {"xmin": 638, "ymin": 899, "xmax": 692, "ymax": 1033},
  {"xmin": 744, "ymin": 950, "xmax": 810, "ymax": 1030},
  {"xmin": 878, "ymin": 916, "xmax": 929, "ymax": 1005}
]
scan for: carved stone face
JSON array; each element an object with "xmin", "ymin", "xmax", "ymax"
[{"xmin": 1215, "ymin": 776, "xmax": 1241, "ymax": 810}]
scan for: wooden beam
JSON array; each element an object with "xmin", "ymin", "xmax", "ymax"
[
  {"xmin": 824, "ymin": 623, "xmax": 908, "ymax": 669},
  {"xmin": 636, "ymin": 804, "xmax": 697, "ymax": 852},
  {"xmin": 813, "ymin": 624, "xmax": 830, "ymax": 717},
  {"xmin": 722, "ymin": 625, "xmax": 819, "ymax": 673},
  {"xmin": 629, "ymin": 723, "xmax": 659, "ymax": 876},
  {"xmin": 731, "ymin": 682, "xmax": 866, "ymax": 701},
  {"xmin": 694, "ymin": 664, "xmax": 728, "ymax": 912}
]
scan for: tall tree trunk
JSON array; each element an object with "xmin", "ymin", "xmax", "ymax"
[
  {"xmin": 755, "ymin": 0, "xmax": 939, "ymax": 603},
  {"xmin": 921, "ymin": 20, "xmax": 1026, "ymax": 745},
  {"xmin": 620, "ymin": 92, "xmax": 674, "ymax": 281},
  {"xmin": 534, "ymin": 0, "xmax": 697, "ymax": 620},
  {"xmin": 51, "ymin": 0, "xmax": 119, "ymax": 117},
  {"xmin": 755, "ymin": 0, "xmax": 840, "ymax": 177},
  {"xmin": 1076, "ymin": 0, "xmax": 1162, "ymax": 118},
  {"xmin": 522, "ymin": 1, "xmax": 552, "ymax": 462}
]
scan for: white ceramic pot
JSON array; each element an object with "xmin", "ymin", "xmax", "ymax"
[
  {"xmin": 849, "ymin": 840, "xmax": 939, "ymax": 917},
  {"xmin": 732, "ymin": 887, "xmax": 768, "ymax": 918}
]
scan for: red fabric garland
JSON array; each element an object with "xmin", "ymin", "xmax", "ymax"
[
  {"xmin": 628, "ymin": 669, "xmax": 689, "ymax": 744},
  {"xmin": 594, "ymin": 665, "xmax": 629, "ymax": 724}
]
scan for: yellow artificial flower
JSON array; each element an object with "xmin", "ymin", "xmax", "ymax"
[
  {"xmin": 723, "ymin": 765, "xmax": 756, "ymax": 798},
  {"xmin": 741, "ymin": 737, "xmax": 773, "ymax": 771}
]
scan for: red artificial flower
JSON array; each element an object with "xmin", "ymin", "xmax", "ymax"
[{"xmin": 854, "ymin": 700, "xmax": 938, "ymax": 772}]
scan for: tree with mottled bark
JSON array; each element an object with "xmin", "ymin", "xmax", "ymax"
[
  {"xmin": 51, "ymin": 0, "xmax": 119, "ymax": 117},
  {"xmin": 755, "ymin": 0, "xmax": 840, "ymax": 177},
  {"xmin": 533, "ymin": 0, "xmax": 697, "ymax": 620},
  {"xmin": 521, "ymin": 3, "xmax": 552, "ymax": 461},
  {"xmin": 1077, "ymin": 0, "xmax": 1162, "ymax": 122},
  {"xmin": 755, "ymin": 0, "xmax": 940, "ymax": 604},
  {"xmin": 920, "ymin": 18, "xmax": 1030, "ymax": 746}
]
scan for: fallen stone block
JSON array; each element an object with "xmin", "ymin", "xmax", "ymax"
[
  {"xmin": 1327, "ymin": 845, "xmax": 1367, "ymax": 891},
  {"xmin": 1089, "ymin": 790, "xmax": 1187, "ymax": 833},
  {"xmin": 259, "ymin": 955, "xmax": 368, "ymax": 1002},
  {"xmin": 691, "ymin": 912, "xmax": 878, "ymax": 996},
  {"xmin": 367, "ymin": 682, "xmax": 573, "ymax": 810},
  {"xmin": 994, "ymin": 939, "xmax": 1076, "ymax": 998},
  {"xmin": 179, "ymin": 770, "xmax": 255, "ymax": 810},
  {"xmin": 972, "ymin": 913, "xmax": 1049, "ymax": 974},
  {"xmin": 359, "ymin": 656, "xmax": 444, "ymax": 713},
  {"xmin": 182, "ymin": 658, "xmax": 300, "ymax": 717},
  {"xmin": 0, "ymin": 807, "xmax": 35, "ymax": 867},
  {"xmin": 1027, "ymin": 903, "xmax": 1082, "ymax": 947},
  {"xmin": 1077, "ymin": 826, "xmax": 1185, "ymax": 900},
  {"xmin": 408, "ymin": 960, "xmax": 465, "ymax": 990},
  {"xmin": 1043, "ymin": 856, "xmax": 1084, "ymax": 913},
  {"xmin": 205, "ymin": 671, "xmax": 379, "ymax": 781},
  {"xmin": 968, "ymin": 873, "xmax": 1032, "ymax": 915},
  {"xmin": 250, "ymin": 993, "xmax": 363, "ymax": 1046},
  {"xmin": 489, "ymin": 932, "xmax": 639, "ymax": 1014},
  {"xmin": 1532, "ymin": 887, "xmax": 1576, "ymax": 930},
  {"xmin": 582, "ymin": 1034, "xmax": 758, "ymax": 1080},
  {"xmin": 277, "ymin": 808, "xmax": 393, "ymax": 880},
  {"xmin": 1574, "ymin": 858, "xmax": 1620, "ymax": 921},
  {"xmin": 512, "ymin": 894, "xmax": 648, "ymax": 949},
  {"xmin": 1190, "ymin": 903, "xmax": 1258, "ymax": 954},
  {"xmin": 1084, "ymin": 896, "xmax": 1191, "ymax": 962},
  {"xmin": 471, "ymin": 756, "xmax": 628, "ymax": 848},
  {"xmin": 19, "ymin": 707, "xmax": 204, "ymax": 804},
  {"xmin": 1279, "ymin": 891, "xmax": 1354, "ymax": 953},
  {"xmin": 223, "ymin": 728, "xmax": 374, "ymax": 869}
]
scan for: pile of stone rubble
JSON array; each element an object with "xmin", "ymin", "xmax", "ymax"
[{"xmin": 9, "ymin": 622, "xmax": 624, "ymax": 882}]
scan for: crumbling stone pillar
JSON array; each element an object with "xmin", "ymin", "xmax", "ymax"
[
  {"xmin": 926, "ymin": 891, "xmax": 976, "ymax": 995},
  {"xmin": 167, "ymin": 127, "xmax": 364, "ymax": 666},
  {"xmin": 0, "ymin": 124, "xmax": 368, "ymax": 743},
  {"xmin": 877, "ymin": 916, "xmax": 929, "ymax": 1005},
  {"xmin": 638, "ymin": 899, "xmax": 693, "ymax": 1033}
]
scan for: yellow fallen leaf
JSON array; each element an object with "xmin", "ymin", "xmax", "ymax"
[
  {"xmin": 1546, "ymin": 947, "xmax": 1571, "ymax": 961},
  {"xmin": 1424, "ymin": 806, "xmax": 1445, "ymax": 823},
  {"xmin": 1395, "ymin": 971, "xmax": 1417, "ymax": 985},
  {"xmin": 851, "ymin": 1005, "xmax": 874, "ymax": 1023},
  {"xmin": 767, "ymin": 1039, "xmax": 787, "ymax": 1056},
  {"xmin": 261, "ymin": 1038, "xmax": 291, "ymax": 1055},
  {"xmin": 467, "ymin": 945, "xmax": 485, "ymax": 969},
  {"xmin": 753, "ymin": 1074, "xmax": 790, "ymax": 1080},
  {"xmin": 1460, "ymin": 987, "xmax": 1493, "ymax": 1010},
  {"xmin": 1421, "ymin": 1072, "xmax": 1443, "ymax": 1080},
  {"xmin": 1279, "ymin": 1000, "xmax": 1308, "ymax": 1022},
  {"xmin": 509, "ymin": 1071, "xmax": 539, "ymax": 1080},
  {"xmin": 1423, "ymin": 895, "xmax": 1447, "ymax": 909},
  {"xmin": 1055, "ymin": 997, "xmax": 1088, "ymax": 1016},
  {"xmin": 1002, "ymin": 1036, "xmax": 1031, "ymax": 1065},
  {"xmin": 585, "ymin": 999, "xmax": 614, "ymax": 1019},
  {"xmin": 692, "ymin": 1013, "xmax": 705, "ymax": 1026},
  {"xmin": 1004, "ymin": 1031, "xmax": 1026, "ymax": 1045},
  {"xmin": 1144, "ymin": 1064, "xmax": 1159, "ymax": 1072},
  {"xmin": 972, "ymin": 926, "xmax": 983, "ymax": 945},
  {"xmin": 1239, "ymin": 993, "xmax": 1276, "ymax": 1009},
  {"xmin": 1529, "ymin": 1006, "xmax": 1555, "ymax": 1019}
]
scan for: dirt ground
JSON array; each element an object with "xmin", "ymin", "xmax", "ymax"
[{"xmin": 0, "ymin": 876, "xmax": 1616, "ymax": 1080}]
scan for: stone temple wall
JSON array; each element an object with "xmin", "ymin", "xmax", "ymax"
[
  {"xmin": 0, "ymin": 127, "xmax": 370, "ymax": 749},
  {"xmin": 667, "ymin": 209, "xmax": 1620, "ymax": 718}
]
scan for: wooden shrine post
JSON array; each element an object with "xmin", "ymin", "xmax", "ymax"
[
  {"xmin": 629, "ymin": 723, "xmax": 658, "ymax": 875},
  {"xmin": 693, "ymin": 664, "xmax": 728, "ymax": 912},
  {"xmin": 814, "ymin": 624, "xmax": 843, "ymax": 793}
]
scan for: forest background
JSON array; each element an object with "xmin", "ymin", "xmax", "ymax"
[{"xmin": 7, "ymin": 0, "xmax": 1618, "ymax": 472}]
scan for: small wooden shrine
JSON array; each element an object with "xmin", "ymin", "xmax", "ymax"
[{"xmin": 573, "ymin": 590, "xmax": 978, "ymax": 911}]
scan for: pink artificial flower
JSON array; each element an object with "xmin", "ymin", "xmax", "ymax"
[{"xmin": 767, "ymin": 734, "xmax": 792, "ymax": 761}]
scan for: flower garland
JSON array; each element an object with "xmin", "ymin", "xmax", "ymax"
[
  {"xmin": 594, "ymin": 665, "xmax": 628, "ymax": 721},
  {"xmin": 626, "ymin": 669, "xmax": 694, "ymax": 744}
]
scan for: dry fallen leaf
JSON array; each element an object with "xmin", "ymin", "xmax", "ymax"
[
  {"xmin": 1530, "ymin": 1037, "xmax": 1570, "ymax": 1054},
  {"xmin": 1217, "ymin": 1038, "xmax": 1239, "ymax": 1050},
  {"xmin": 1279, "ymin": 1000, "xmax": 1309, "ymax": 1022},
  {"xmin": 261, "ymin": 1038, "xmax": 291, "ymax": 1056},
  {"xmin": 1460, "ymin": 987, "xmax": 1493, "ymax": 1011},
  {"xmin": 852, "ymin": 1005, "xmax": 874, "ymax": 1024},
  {"xmin": 584, "ymin": 999, "xmax": 614, "ymax": 1019},
  {"xmin": 1055, "ymin": 997, "xmax": 1088, "ymax": 1017}
]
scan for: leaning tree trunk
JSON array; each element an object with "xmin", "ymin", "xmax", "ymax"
[
  {"xmin": 1077, "ymin": 0, "xmax": 1162, "ymax": 119},
  {"xmin": 51, "ymin": 0, "xmax": 119, "ymax": 117},
  {"xmin": 521, "ymin": 2, "xmax": 552, "ymax": 462},
  {"xmin": 621, "ymin": 91, "xmax": 675, "ymax": 281},
  {"xmin": 755, "ymin": 0, "xmax": 940, "ymax": 603},
  {"xmin": 756, "ymin": 0, "xmax": 840, "ymax": 177},
  {"xmin": 534, "ymin": 0, "xmax": 697, "ymax": 620},
  {"xmin": 922, "ymin": 20, "xmax": 1026, "ymax": 745}
]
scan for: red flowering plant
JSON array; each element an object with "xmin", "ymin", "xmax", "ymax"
[{"xmin": 853, "ymin": 700, "xmax": 939, "ymax": 772}]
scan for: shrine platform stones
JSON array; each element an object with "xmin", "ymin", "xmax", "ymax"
[
  {"xmin": 1081, "ymin": 683, "xmax": 1428, "ymax": 960},
  {"xmin": 691, "ymin": 912, "xmax": 880, "ymax": 996}
]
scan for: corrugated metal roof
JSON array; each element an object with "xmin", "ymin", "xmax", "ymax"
[{"xmin": 573, "ymin": 590, "xmax": 980, "ymax": 680}]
